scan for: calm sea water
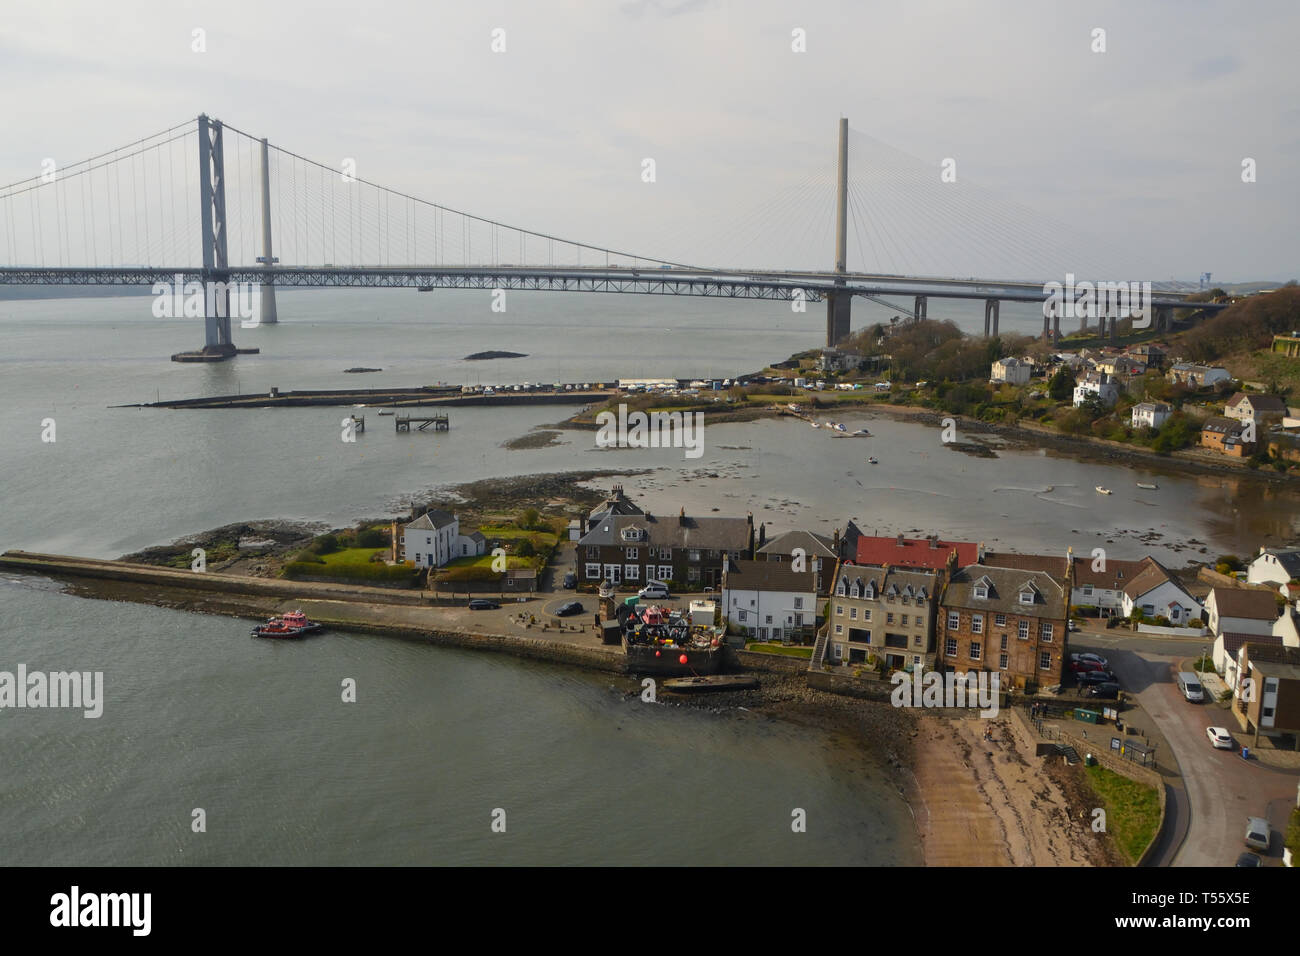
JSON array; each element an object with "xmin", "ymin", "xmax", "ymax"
[{"xmin": 0, "ymin": 288, "xmax": 1295, "ymax": 865}]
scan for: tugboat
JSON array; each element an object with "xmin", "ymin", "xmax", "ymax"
[{"xmin": 251, "ymin": 609, "xmax": 323, "ymax": 638}]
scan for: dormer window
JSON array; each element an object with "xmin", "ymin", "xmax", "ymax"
[
  {"xmin": 621, "ymin": 527, "xmax": 644, "ymax": 542},
  {"xmin": 973, "ymin": 585, "xmax": 988, "ymax": 600},
  {"xmin": 850, "ymin": 578, "xmax": 862, "ymax": 599},
  {"xmin": 1019, "ymin": 590, "xmax": 1034, "ymax": 605},
  {"xmin": 836, "ymin": 577, "xmax": 847, "ymax": 597},
  {"xmin": 864, "ymin": 582, "xmax": 876, "ymax": 600}
]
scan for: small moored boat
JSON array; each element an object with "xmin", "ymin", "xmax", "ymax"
[
  {"xmin": 868, "ymin": 456, "xmax": 878, "ymax": 464},
  {"xmin": 1136, "ymin": 482, "xmax": 1158, "ymax": 490},
  {"xmin": 662, "ymin": 675, "xmax": 761, "ymax": 695},
  {"xmin": 251, "ymin": 609, "xmax": 324, "ymax": 638},
  {"xmin": 1095, "ymin": 486, "xmax": 1112, "ymax": 495}
]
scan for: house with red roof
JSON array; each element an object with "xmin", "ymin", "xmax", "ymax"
[{"xmin": 853, "ymin": 533, "xmax": 979, "ymax": 571}]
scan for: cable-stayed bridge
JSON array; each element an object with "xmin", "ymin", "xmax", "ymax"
[{"xmin": 0, "ymin": 115, "xmax": 1224, "ymax": 361}]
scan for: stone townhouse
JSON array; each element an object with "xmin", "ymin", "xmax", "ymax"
[
  {"xmin": 940, "ymin": 563, "xmax": 1069, "ymax": 691},
  {"xmin": 829, "ymin": 564, "xmax": 943, "ymax": 672},
  {"xmin": 576, "ymin": 509, "xmax": 753, "ymax": 590}
]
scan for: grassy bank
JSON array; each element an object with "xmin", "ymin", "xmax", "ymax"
[{"xmin": 1083, "ymin": 764, "xmax": 1161, "ymax": 865}]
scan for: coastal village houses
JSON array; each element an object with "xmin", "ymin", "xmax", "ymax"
[
  {"xmin": 756, "ymin": 528, "xmax": 840, "ymax": 596},
  {"xmin": 1207, "ymin": 586, "xmax": 1282, "ymax": 679},
  {"xmin": 940, "ymin": 563, "xmax": 1069, "ymax": 691},
  {"xmin": 1231, "ymin": 643, "xmax": 1300, "ymax": 749},
  {"xmin": 1167, "ymin": 363, "xmax": 1231, "ymax": 389},
  {"xmin": 990, "ymin": 357, "xmax": 1031, "ymax": 385},
  {"xmin": 1201, "ymin": 417, "xmax": 1255, "ymax": 457},
  {"xmin": 402, "ymin": 510, "xmax": 485, "ymax": 568},
  {"xmin": 1248, "ymin": 546, "xmax": 1300, "ymax": 589},
  {"xmin": 576, "ymin": 505, "xmax": 754, "ymax": 590},
  {"xmin": 721, "ymin": 558, "xmax": 817, "ymax": 642},
  {"xmin": 830, "ymin": 563, "xmax": 943, "ymax": 672},
  {"xmin": 1073, "ymin": 371, "xmax": 1120, "ymax": 408},
  {"xmin": 1225, "ymin": 392, "xmax": 1287, "ymax": 428},
  {"xmin": 1131, "ymin": 401, "xmax": 1172, "ymax": 430}
]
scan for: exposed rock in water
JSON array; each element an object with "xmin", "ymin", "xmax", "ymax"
[
  {"xmin": 464, "ymin": 350, "xmax": 527, "ymax": 361},
  {"xmin": 343, "ymin": 367, "xmax": 382, "ymax": 373}
]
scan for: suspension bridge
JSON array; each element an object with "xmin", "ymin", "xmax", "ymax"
[{"xmin": 0, "ymin": 115, "xmax": 1223, "ymax": 361}]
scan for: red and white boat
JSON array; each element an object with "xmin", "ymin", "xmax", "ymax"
[{"xmin": 251, "ymin": 609, "xmax": 324, "ymax": 638}]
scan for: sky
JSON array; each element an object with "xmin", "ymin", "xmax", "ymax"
[{"xmin": 1, "ymin": 0, "xmax": 1296, "ymax": 281}]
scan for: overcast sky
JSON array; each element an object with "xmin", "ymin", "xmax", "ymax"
[{"xmin": 1, "ymin": 0, "xmax": 1296, "ymax": 281}]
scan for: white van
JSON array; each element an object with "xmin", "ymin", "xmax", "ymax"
[{"xmin": 1176, "ymin": 671, "xmax": 1205, "ymax": 702}]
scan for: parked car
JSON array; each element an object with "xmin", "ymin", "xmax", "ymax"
[
  {"xmin": 562, "ymin": 572, "xmax": 577, "ymax": 589},
  {"xmin": 638, "ymin": 583, "xmax": 670, "ymax": 600},
  {"xmin": 468, "ymin": 598, "xmax": 500, "ymax": 610},
  {"xmin": 1070, "ymin": 660, "xmax": 1104, "ymax": 674},
  {"xmin": 1244, "ymin": 817, "xmax": 1271, "ymax": 852},
  {"xmin": 1087, "ymin": 682, "xmax": 1120, "ymax": 699},
  {"xmin": 1206, "ymin": 726, "xmax": 1235, "ymax": 750},
  {"xmin": 1070, "ymin": 652, "xmax": 1108, "ymax": 667},
  {"xmin": 1068, "ymin": 620, "xmax": 1080, "ymax": 632},
  {"xmin": 554, "ymin": 600, "xmax": 584, "ymax": 617},
  {"xmin": 1235, "ymin": 852, "xmax": 1262, "ymax": 867},
  {"xmin": 1177, "ymin": 671, "xmax": 1205, "ymax": 702},
  {"xmin": 1078, "ymin": 669, "xmax": 1118, "ymax": 685}
]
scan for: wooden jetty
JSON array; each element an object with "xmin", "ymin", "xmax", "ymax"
[{"xmin": 395, "ymin": 413, "xmax": 449, "ymax": 432}]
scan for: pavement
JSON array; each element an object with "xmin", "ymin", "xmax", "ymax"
[{"xmin": 1070, "ymin": 627, "xmax": 1300, "ymax": 868}]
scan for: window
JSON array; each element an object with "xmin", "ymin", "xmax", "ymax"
[
  {"xmin": 625, "ymin": 548, "xmax": 638, "ymax": 560},
  {"xmin": 1264, "ymin": 677, "xmax": 1279, "ymax": 693},
  {"xmin": 1018, "ymin": 621, "xmax": 1030, "ymax": 640},
  {"xmin": 999, "ymin": 653, "xmax": 1009, "ymax": 670},
  {"xmin": 603, "ymin": 563, "xmax": 621, "ymax": 583},
  {"xmin": 947, "ymin": 611, "xmax": 960, "ymax": 630},
  {"xmin": 995, "ymin": 614, "xmax": 1006, "ymax": 627},
  {"xmin": 969, "ymin": 641, "xmax": 982, "ymax": 661},
  {"xmin": 738, "ymin": 610, "xmax": 747, "ymax": 622},
  {"xmin": 973, "ymin": 585, "xmax": 988, "ymax": 600},
  {"xmin": 587, "ymin": 546, "xmax": 599, "ymax": 558},
  {"xmin": 850, "ymin": 608, "xmax": 858, "ymax": 620},
  {"xmin": 1040, "ymin": 622, "xmax": 1053, "ymax": 642},
  {"xmin": 1019, "ymin": 591, "xmax": 1034, "ymax": 605},
  {"xmin": 1039, "ymin": 652, "xmax": 1052, "ymax": 670},
  {"xmin": 900, "ymin": 614, "xmax": 909, "ymax": 627},
  {"xmin": 1000, "ymin": 634, "xmax": 1008, "ymax": 650},
  {"xmin": 1081, "ymin": 586, "xmax": 1093, "ymax": 596},
  {"xmin": 834, "ymin": 624, "xmax": 842, "ymax": 634},
  {"xmin": 913, "ymin": 635, "xmax": 923, "ymax": 647},
  {"xmin": 765, "ymin": 615, "xmax": 773, "ymax": 625},
  {"xmin": 835, "ymin": 605, "xmax": 844, "ymax": 616},
  {"xmin": 624, "ymin": 564, "xmax": 639, "ymax": 581},
  {"xmin": 658, "ymin": 566, "xmax": 673, "ymax": 581},
  {"xmin": 836, "ymin": 579, "xmax": 846, "ymax": 596},
  {"xmin": 689, "ymin": 550, "xmax": 701, "ymax": 563},
  {"xmin": 916, "ymin": 597, "xmax": 925, "ymax": 607},
  {"xmin": 863, "ymin": 609, "xmax": 872, "ymax": 621},
  {"xmin": 971, "ymin": 614, "xmax": 983, "ymax": 635},
  {"xmin": 945, "ymin": 638, "xmax": 957, "ymax": 657},
  {"xmin": 833, "ymin": 643, "xmax": 843, "ymax": 661},
  {"xmin": 794, "ymin": 597, "xmax": 803, "ymax": 609},
  {"xmin": 585, "ymin": 563, "xmax": 601, "ymax": 579},
  {"xmin": 688, "ymin": 567, "xmax": 700, "ymax": 581},
  {"xmin": 886, "ymin": 612, "xmax": 895, "ymax": 625},
  {"xmin": 913, "ymin": 656, "xmax": 921, "ymax": 665}
]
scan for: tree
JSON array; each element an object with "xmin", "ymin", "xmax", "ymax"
[
  {"xmin": 517, "ymin": 508, "xmax": 540, "ymax": 531},
  {"xmin": 1048, "ymin": 367, "xmax": 1076, "ymax": 402}
]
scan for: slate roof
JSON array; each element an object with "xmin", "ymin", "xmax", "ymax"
[
  {"xmin": 1241, "ymin": 643, "xmax": 1300, "ymax": 680},
  {"xmin": 1210, "ymin": 587, "xmax": 1278, "ymax": 621},
  {"xmin": 405, "ymin": 509, "xmax": 457, "ymax": 531},
  {"xmin": 758, "ymin": 530, "xmax": 837, "ymax": 560},
  {"xmin": 1255, "ymin": 548, "xmax": 1300, "ymax": 579},
  {"xmin": 578, "ymin": 512, "xmax": 751, "ymax": 551},
  {"xmin": 1223, "ymin": 632, "xmax": 1282, "ymax": 659},
  {"xmin": 835, "ymin": 565, "xmax": 939, "ymax": 602},
  {"xmin": 1227, "ymin": 392, "xmax": 1286, "ymax": 412},
  {"xmin": 724, "ymin": 558, "xmax": 816, "ymax": 594},
  {"xmin": 1122, "ymin": 557, "xmax": 1184, "ymax": 600},
  {"xmin": 943, "ymin": 564, "xmax": 1066, "ymax": 619}
]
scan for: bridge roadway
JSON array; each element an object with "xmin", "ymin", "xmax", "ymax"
[{"xmin": 0, "ymin": 265, "xmax": 1227, "ymax": 312}]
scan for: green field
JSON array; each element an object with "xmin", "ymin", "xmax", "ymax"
[
  {"xmin": 744, "ymin": 642, "xmax": 813, "ymax": 659},
  {"xmin": 1084, "ymin": 764, "xmax": 1162, "ymax": 865}
]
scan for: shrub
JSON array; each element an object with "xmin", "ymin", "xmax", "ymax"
[
  {"xmin": 313, "ymin": 533, "xmax": 340, "ymax": 555},
  {"xmin": 356, "ymin": 528, "xmax": 386, "ymax": 549},
  {"xmin": 515, "ymin": 538, "xmax": 536, "ymax": 558}
]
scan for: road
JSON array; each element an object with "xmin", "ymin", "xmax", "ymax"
[{"xmin": 1073, "ymin": 626, "xmax": 1298, "ymax": 867}]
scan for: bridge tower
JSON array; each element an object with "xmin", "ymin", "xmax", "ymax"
[
  {"xmin": 257, "ymin": 137, "xmax": 278, "ymax": 324},
  {"xmin": 197, "ymin": 114, "xmax": 236, "ymax": 357},
  {"xmin": 826, "ymin": 117, "xmax": 851, "ymax": 347}
]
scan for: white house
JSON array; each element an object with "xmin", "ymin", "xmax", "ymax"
[
  {"xmin": 1225, "ymin": 392, "xmax": 1287, "ymax": 427},
  {"xmin": 1073, "ymin": 371, "xmax": 1120, "ymax": 408},
  {"xmin": 1070, "ymin": 556, "xmax": 1147, "ymax": 617},
  {"xmin": 1248, "ymin": 547, "xmax": 1300, "ymax": 588},
  {"xmin": 721, "ymin": 558, "xmax": 816, "ymax": 642},
  {"xmin": 402, "ymin": 509, "xmax": 484, "ymax": 568},
  {"xmin": 1131, "ymin": 402, "xmax": 1172, "ymax": 430},
  {"xmin": 1207, "ymin": 586, "xmax": 1279, "ymax": 675},
  {"xmin": 1118, "ymin": 558, "xmax": 1202, "ymax": 624},
  {"xmin": 990, "ymin": 357, "xmax": 1031, "ymax": 385}
]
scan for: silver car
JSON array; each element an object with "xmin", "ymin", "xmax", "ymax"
[{"xmin": 1244, "ymin": 816, "xmax": 1270, "ymax": 852}]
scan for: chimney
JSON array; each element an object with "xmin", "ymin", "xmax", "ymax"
[
  {"xmin": 896, "ymin": 533, "xmax": 904, "ymax": 547},
  {"xmin": 758, "ymin": 523, "xmax": 767, "ymax": 545},
  {"xmin": 929, "ymin": 535, "xmax": 938, "ymax": 550},
  {"xmin": 977, "ymin": 541, "xmax": 986, "ymax": 563},
  {"xmin": 391, "ymin": 520, "xmax": 398, "ymax": 563},
  {"xmin": 833, "ymin": 527, "xmax": 841, "ymax": 553}
]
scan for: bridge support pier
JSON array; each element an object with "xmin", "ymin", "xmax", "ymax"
[
  {"xmin": 186, "ymin": 113, "xmax": 238, "ymax": 360},
  {"xmin": 1153, "ymin": 305, "xmax": 1171, "ymax": 332},
  {"xmin": 826, "ymin": 291, "xmax": 851, "ymax": 346},
  {"xmin": 913, "ymin": 295, "xmax": 928, "ymax": 320},
  {"xmin": 983, "ymin": 299, "xmax": 999, "ymax": 338},
  {"xmin": 257, "ymin": 137, "xmax": 278, "ymax": 324}
]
